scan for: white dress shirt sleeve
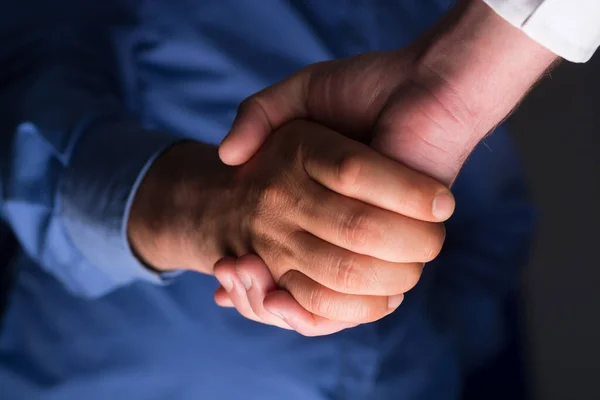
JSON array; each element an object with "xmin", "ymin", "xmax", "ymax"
[{"xmin": 483, "ymin": 0, "xmax": 600, "ymax": 62}]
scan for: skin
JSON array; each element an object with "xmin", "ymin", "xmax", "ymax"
[
  {"xmin": 215, "ymin": 0, "xmax": 559, "ymax": 335},
  {"xmin": 128, "ymin": 120, "xmax": 454, "ymax": 333}
]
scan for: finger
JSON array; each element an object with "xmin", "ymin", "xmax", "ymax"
[
  {"xmin": 280, "ymin": 230, "xmax": 423, "ymax": 296},
  {"xmin": 214, "ymin": 286, "xmax": 234, "ymax": 307},
  {"xmin": 234, "ymin": 254, "xmax": 293, "ymax": 330},
  {"xmin": 214, "ymin": 256, "xmax": 291, "ymax": 330},
  {"xmin": 217, "ymin": 258, "xmax": 354, "ymax": 335},
  {"xmin": 213, "ymin": 257, "xmax": 259, "ymax": 320},
  {"xmin": 219, "ymin": 69, "xmax": 310, "ymax": 166},
  {"xmin": 264, "ymin": 290, "xmax": 358, "ymax": 337},
  {"xmin": 214, "ymin": 288, "xmax": 267, "ymax": 326},
  {"xmin": 302, "ymin": 128, "xmax": 455, "ymax": 222},
  {"xmin": 278, "ymin": 270, "xmax": 404, "ymax": 324},
  {"xmin": 214, "ymin": 286, "xmax": 261, "ymax": 323},
  {"xmin": 298, "ymin": 182, "xmax": 447, "ymax": 263}
]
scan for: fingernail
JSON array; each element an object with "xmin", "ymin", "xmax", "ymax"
[
  {"xmin": 236, "ymin": 270, "xmax": 252, "ymax": 290},
  {"xmin": 220, "ymin": 276, "xmax": 233, "ymax": 293},
  {"xmin": 388, "ymin": 294, "xmax": 405, "ymax": 309},
  {"xmin": 433, "ymin": 191, "xmax": 455, "ymax": 220}
]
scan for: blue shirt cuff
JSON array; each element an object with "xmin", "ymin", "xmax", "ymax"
[{"xmin": 59, "ymin": 116, "xmax": 184, "ymax": 287}]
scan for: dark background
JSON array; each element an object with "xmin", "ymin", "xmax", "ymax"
[{"xmin": 510, "ymin": 53, "xmax": 600, "ymax": 400}]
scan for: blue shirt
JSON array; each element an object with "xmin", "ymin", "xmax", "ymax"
[{"xmin": 0, "ymin": 1, "xmax": 534, "ymax": 398}]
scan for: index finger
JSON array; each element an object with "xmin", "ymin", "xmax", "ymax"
[{"xmin": 303, "ymin": 130, "xmax": 455, "ymax": 222}]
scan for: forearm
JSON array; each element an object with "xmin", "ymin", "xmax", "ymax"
[
  {"xmin": 413, "ymin": 0, "xmax": 559, "ymax": 142},
  {"xmin": 127, "ymin": 141, "xmax": 238, "ymax": 275}
]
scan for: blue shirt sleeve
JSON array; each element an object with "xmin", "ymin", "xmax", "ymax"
[{"xmin": 0, "ymin": 1, "xmax": 181, "ymax": 298}]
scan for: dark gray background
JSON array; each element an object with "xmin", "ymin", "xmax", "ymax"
[{"xmin": 509, "ymin": 53, "xmax": 600, "ymax": 400}]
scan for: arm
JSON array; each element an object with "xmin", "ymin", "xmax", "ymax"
[
  {"xmin": 0, "ymin": 0, "xmax": 179, "ymax": 298},
  {"xmin": 375, "ymin": 0, "xmax": 560, "ymax": 184},
  {"xmin": 214, "ymin": 0, "xmax": 569, "ymax": 331},
  {"xmin": 218, "ymin": 0, "xmax": 561, "ymax": 186}
]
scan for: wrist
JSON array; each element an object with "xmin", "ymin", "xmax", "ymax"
[
  {"xmin": 412, "ymin": 0, "xmax": 558, "ymax": 136},
  {"xmin": 127, "ymin": 141, "xmax": 240, "ymax": 274}
]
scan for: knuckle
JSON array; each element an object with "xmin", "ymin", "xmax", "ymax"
[
  {"xmin": 270, "ymin": 246, "xmax": 295, "ymax": 281},
  {"xmin": 306, "ymin": 286, "xmax": 329, "ymax": 316},
  {"xmin": 277, "ymin": 269, "xmax": 293, "ymax": 289},
  {"xmin": 213, "ymin": 261, "xmax": 236, "ymax": 278},
  {"xmin": 260, "ymin": 181, "xmax": 289, "ymax": 207},
  {"xmin": 335, "ymin": 299, "xmax": 370, "ymax": 323},
  {"xmin": 354, "ymin": 302, "xmax": 378, "ymax": 323},
  {"xmin": 394, "ymin": 184, "xmax": 412, "ymax": 210},
  {"xmin": 422, "ymin": 223, "xmax": 446, "ymax": 262},
  {"xmin": 337, "ymin": 154, "xmax": 364, "ymax": 194},
  {"xmin": 252, "ymin": 182, "xmax": 289, "ymax": 224},
  {"xmin": 347, "ymin": 300, "xmax": 383, "ymax": 324},
  {"xmin": 237, "ymin": 95, "xmax": 261, "ymax": 116},
  {"xmin": 241, "ymin": 259, "xmax": 271, "ymax": 282},
  {"xmin": 339, "ymin": 208, "xmax": 376, "ymax": 248},
  {"xmin": 330, "ymin": 254, "xmax": 361, "ymax": 292},
  {"xmin": 246, "ymin": 208, "xmax": 262, "ymax": 235}
]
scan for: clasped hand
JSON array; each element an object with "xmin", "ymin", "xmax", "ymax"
[{"xmin": 129, "ymin": 119, "xmax": 453, "ymax": 336}]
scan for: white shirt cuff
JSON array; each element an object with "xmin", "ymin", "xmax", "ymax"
[{"xmin": 483, "ymin": 0, "xmax": 600, "ymax": 62}]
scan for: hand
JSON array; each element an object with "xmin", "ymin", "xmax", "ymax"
[
  {"xmin": 219, "ymin": 0, "xmax": 557, "ymax": 185},
  {"xmin": 128, "ymin": 120, "xmax": 453, "ymax": 333},
  {"xmin": 215, "ymin": 0, "xmax": 557, "ymax": 334}
]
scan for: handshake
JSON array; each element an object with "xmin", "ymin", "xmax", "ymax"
[
  {"xmin": 128, "ymin": 16, "xmax": 555, "ymax": 335},
  {"xmin": 130, "ymin": 117, "xmax": 453, "ymax": 336},
  {"xmin": 128, "ymin": 50, "xmax": 465, "ymax": 337},
  {"xmin": 213, "ymin": 119, "xmax": 454, "ymax": 335}
]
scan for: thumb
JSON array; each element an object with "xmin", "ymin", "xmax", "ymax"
[
  {"xmin": 219, "ymin": 69, "xmax": 310, "ymax": 165},
  {"xmin": 371, "ymin": 82, "xmax": 483, "ymax": 187}
]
